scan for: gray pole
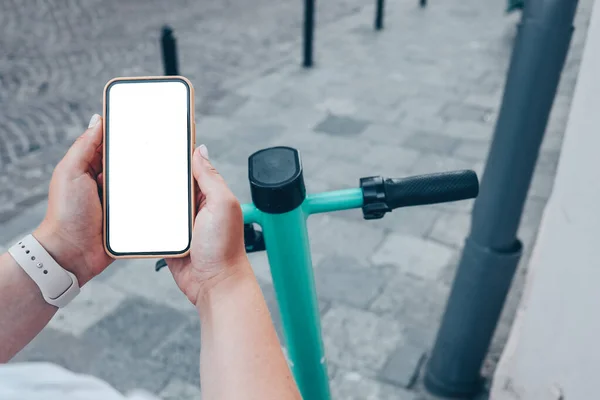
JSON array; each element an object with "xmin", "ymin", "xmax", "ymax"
[
  {"xmin": 161, "ymin": 26, "xmax": 179, "ymax": 76},
  {"xmin": 303, "ymin": 0, "xmax": 315, "ymax": 68},
  {"xmin": 424, "ymin": 0, "xmax": 579, "ymax": 397},
  {"xmin": 375, "ymin": 0, "xmax": 385, "ymax": 30}
]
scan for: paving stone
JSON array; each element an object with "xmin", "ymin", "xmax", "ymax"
[
  {"xmin": 274, "ymin": 106, "xmax": 330, "ymax": 134},
  {"xmin": 0, "ymin": 206, "xmax": 21, "ymax": 228},
  {"xmin": 49, "ymin": 280, "xmax": 127, "ymax": 336},
  {"xmin": 428, "ymin": 211, "xmax": 472, "ymax": 249},
  {"xmin": 197, "ymin": 136, "xmax": 238, "ymax": 162},
  {"xmin": 319, "ymin": 158, "xmax": 395, "ymax": 190},
  {"xmin": 331, "ymin": 370, "xmax": 416, "ymax": 400},
  {"xmin": 440, "ymin": 102, "xmax": 494, "ymax": 123},
  {"xmin": 194, "ymin": 116, "xmax": 239, "ymax": 142},
  {"xmin": 464, "ymin": 93, "xmax": 503, "ymax": 109},
  {"xmin": 371, "ymin": 233, "xmax": 455, "ymax": 281},
  {"xmin": 235, "ymin": 99, "xmax": 327, "ymax": 135},
  {"xmin": 309, "ymin": 142, "xmax": 419, "ymax": 186},
  {"xmin": 327, "ymin": 361, "xmax": 339, "ymax": 381},
  {"xmin": 305, "ymin": 177, "xmax": 335, "ymax": 194},
  {"xmin": 152, "ymin": 320, "xmax": 202, "ymax": 386},
  {"xmin": 322, "ymin": 305, "xmax": 403, "ymax": 373},
  {"xmin": 409, "ymin": 153, "xmax": 474, "ymax": 176},
  {"xmin": 221, "ymin": 122, "xmax": 287, "ymax": 162},
  {"xmin": 361, "ymin": 123, "xmax": 415, "ymax": 146},
  {"xmin": 371, "ymin": 272, "xmax": 449, "ymax": 343},
  {"xmin": 314, "ymin": 114, "xmax": 371, "ymax": 137},
  {"xmin": 11, "ymin": 327, "xmax": 103, "ymax": 373},
  {"xmin": 83, "ymin": 297, "xmax": 188, "ymax": 358},
  {"xmin": 535, "ymin": 149, "xmax": 562, "ymax": 175},
  {"xmin": 398, "ymin": 113, "xmax": 447, "ymax": 134},
  {"xmin": 529, "ymin": 170, "xmax": 556, "ymax": 200},
  {"xmin": 0, "ymin": 200, "xmax": 47, "ymax": 246},
  {"xmin": 315, "ymin": 97, "xmax": 359, "ymax": 116},
  {"xmin": 308, "ymin": 214, "xmax": 386, "ymax": 262},
  {"xmin": 196, "ymin": 89, "xmax": 248, "ymax": 117},
  {"xmin": 452, "ymin": 139, "xmax": 492, "ymax": 162},
  {"xmin": 361, "ymin": 144, "xmax": 422, "ymax": 173},
  {"xmin": 105, "ymin": 258, "xmax": 196, "ymax": 313},
  {"xmin": 160, "ymin": 378, "xmax": 202, "ymax": 400},
  {"xmin": 87, "ymin": 348, "xmax": 170, "ymax": 394},
  {"xmin": 270, "ymin": 86, "xmax": 317, "ymax": 109},
  {"xmin": 442, "ymin": 119, "xmax": 495, "ymax": 140},
  {"xmin": 270, "ymin": 131, "xmax": 363, "ymax": 164},
  {"xmin": 315, "ymin": 255, "xmax": 388, "ymax": 308},
  {"xmin": 379, "ymin": 343, "xmax": 427, "ymax": 389},
  {"xmin": 236, "ymin": 70, "xmax": 293, "ymax": 99},
  {"xmin": 397, "ymin": 97, "xmax": 449, "ymax": 123},
  {"xmin": 402, "ymin": 131, "xmax": 461, "ymax": 155},
  {"xmin": 352, "ymin": 100, "xmax": 405, "ymax": 124}
]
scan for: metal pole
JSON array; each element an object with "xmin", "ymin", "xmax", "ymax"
[
  {"xmin": 375, "ymin": 0, "xmax": 385, "ymax": 30},
  {"xmin": 303, "ymin": 0, "xmax": 315, "ymax": 68},
  {"xmin": 161, "ymin": 25, "xmax": 179, "ymax": 76},
  {"xmin": 425, "ymin": 0, "xmax": 579, "ymax": 397}
]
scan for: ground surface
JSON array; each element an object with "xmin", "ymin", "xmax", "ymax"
[{"xmin": 1, "ymin": 0, "xmax": 594, "ymax": 398}]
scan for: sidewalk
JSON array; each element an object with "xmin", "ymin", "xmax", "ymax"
[{"xmin": 3, "ymin": 0, "xmax": 593, "ymax": 398}]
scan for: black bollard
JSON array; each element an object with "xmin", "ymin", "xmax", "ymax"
[
  {"xmin": 161, "ymin": 25, "xmax": 179, "ymax": 76},
  {"xmin": 424, "ymin": 0, "xmax": 579, "ymax": 397},
  {"xmin": 420, "ymin": 0, "xmax": 427, "ymax": 7},
  {"xmin": 303, "ymin": 0, "xmax": 315, "ymax": 68},
  {"xmin": 375, "ymin": 0, "xmax": 385, "ymax": 30}
]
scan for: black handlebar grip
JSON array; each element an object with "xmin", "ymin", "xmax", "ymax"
[{"xmin": 385, "ymin": 170, "xmax": 479, "ymax": 209}]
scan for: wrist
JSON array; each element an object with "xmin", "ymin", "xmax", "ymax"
[
  {"xmin": 32, "ymin": 225, "xmax": 93, "ymax": 286},
  {"xmin": 194, "ymin": 259, "xmax": 257, "ymax": 315}
]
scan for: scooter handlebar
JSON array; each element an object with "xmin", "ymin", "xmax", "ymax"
[
  {"xmin": 385, "ymin": 170, "xmax": 479, "ymax": 208},
  {"xmin": 360, "ymin": 170, "xmax": 479, "ymax": 219}
]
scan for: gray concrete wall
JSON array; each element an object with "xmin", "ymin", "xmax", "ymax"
[{"xmin": 491, "ymin": 1, "xmax": 600, "ymax": 398}]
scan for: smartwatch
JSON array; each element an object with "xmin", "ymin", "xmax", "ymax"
[{"xmin": 8, "ymin": 234, "xmax": 80, "ymax": 308}]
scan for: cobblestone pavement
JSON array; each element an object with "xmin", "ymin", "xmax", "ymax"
[{"xmin": 2, "ymin": 0, "xmax": 594, "ymax": 398}]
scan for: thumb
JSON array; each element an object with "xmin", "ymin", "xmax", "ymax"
[
  {"xmin": 193, "ymin": 145, "xmax": 230, "ymax": 201},
  {"xmin": 61, "ymin": 114, "xmax": 104, "ymax": 176}
]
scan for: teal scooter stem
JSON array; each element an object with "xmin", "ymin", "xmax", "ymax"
[
  {"xmin": 157, "ymin": 146, "xmax": 478, "ymax": 399},
  {"xmin": 241, "ymin": 189, "xmax": 363, "ymax": 399}
]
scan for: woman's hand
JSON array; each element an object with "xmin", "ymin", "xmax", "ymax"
[
  {"xmin": 34, "ymin": 114, "xmax": 113, "ymax": 285},
  {"xmin": 167, "ymin": 145, "xmax": 251, "ymax": 307}
]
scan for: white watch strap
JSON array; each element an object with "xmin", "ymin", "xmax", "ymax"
[{"xmin": 8, "ymin": 234, "xmax": 80, "ymax": 308}]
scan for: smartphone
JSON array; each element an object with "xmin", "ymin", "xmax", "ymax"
[{"xmin": 103, "ymin": 76, "xmax": 195, "ymax": 258}]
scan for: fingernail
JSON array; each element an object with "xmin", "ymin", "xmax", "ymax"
[
  {"xmin": 88, "ymin": 114, "xmax": 101, "ymax": 129},
  {"xmin": 198, "ymin": 144, "xmax": 209, "ymax": 160}
]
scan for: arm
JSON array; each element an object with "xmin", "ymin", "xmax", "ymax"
[
  {"xmin": 0, "ymin": 115, "xmax": 113, "ymax": 362},
  {"xmin": 168, "ymin": 146, "xmax": 301, "ymax": 400},
  {"xmin": 198, "ymin": 264, "xmax": 299, "ymax": 400},
  {"xmin": 0, "ymin": 252, "xmax": 56, "ymax": 362}
]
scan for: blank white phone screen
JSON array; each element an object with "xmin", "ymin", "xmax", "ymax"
[{"xmin": 106, "ymin": 80, "xmax": 191, "ymax": 255}]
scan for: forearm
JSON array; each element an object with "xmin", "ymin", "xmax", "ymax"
[
  {"xmin": 0, "ymin": 229, "xmax": 91, "ymax": 362},
  {"xmin": 197, "ymin": 262, "xmax": 301, "ymax": 400},
  {"xmin": 0, "ymin": 252, "xmax": 57, "ymax": 362}
]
